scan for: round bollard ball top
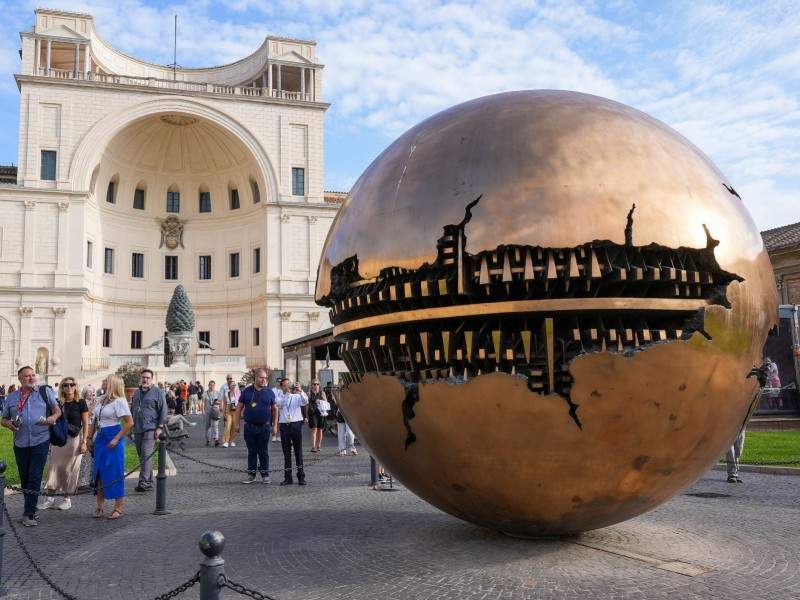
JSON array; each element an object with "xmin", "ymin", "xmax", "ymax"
[{"xmin": 199, "ymin": 530, "xmax": 225, "ymax": 557}]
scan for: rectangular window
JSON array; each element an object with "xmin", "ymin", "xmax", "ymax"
[
  {"xmin": 102, "ymin": 328, "xmax": 112, "ymax": 348},
  {"xmin": 86, "ymin": 240, "xmax": 93, "ymax": 268},
  {"xmin": 131, "ymin": 252, "xmax": 144, "ymax": 278},
  {"xmin": 229, "ymin": 252, "xmax": 240, "ymax": 278},
  {"xmin": 253, "ymin": 247, "xmax": 261, "ymax": 274},
  {"xmin": 253, "ymin": 327, "xmax": 260, "ymax": 346},
  {"xmin": 133, "ymin": 188, "xmax": 145, "ymax": 210},
  {"xmin": 251, "ymin": 180, "xmax": 260, "ymax": 204},
  {"xmin": 165, "ymin": 255, "xmax": 178, "ymax": 280},
  {"xmin": 291, "ymin": 167, "xmax": 305, "ymax": 196},
  {"xmin": 229, "ymin": 329, "xmax": 239, "ymax": 349},
  {"xmin": 40, "ymin": 150, "xmax": 56, "ymax": 181},
  {"xmin": 167, "ymin": 191, "xmax": 180, "ymax": 213},
  {"xmin": 84, "ymin": 325, "xmax": 90, "ymax": 346},
  {"xmin": 199, "ymin": 255, "xmax": 212, "ymax": 280},
  {"xmin": 199, "ymin": 191, "xmax": 211, "ymax": 213},
  {"xmin": 229, "ymin": 188, "xmax": 240, "ymax": 210},
  {"xmin": 198, "ymin": 331, "xmax": 211, "ymax": 347},
  {"xmin": 131, "ymin": 330, "xmax": 142, "ymax": 349},
  {"xmin": 106, "ymin": 180, "xmax": 116, "ymax": 204},
  {"xmin": 104, "ymin": 247, "xmax": 114, "ymax": 274}
]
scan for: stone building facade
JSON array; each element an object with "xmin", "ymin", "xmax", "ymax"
[
  {"xmin": 762, "ymin": 222, "xmax": 800, "ymax": 305},
  {"xmin": 0, "ymin": 8, "xmax": 338, "ymax": 384}
]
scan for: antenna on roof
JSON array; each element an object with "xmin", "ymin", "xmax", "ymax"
[{"xmin": 166, "ymin": 14, "xmax": 179, "ymax": 80}]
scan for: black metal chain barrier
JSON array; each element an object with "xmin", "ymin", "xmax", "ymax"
[
  {"xmin": 4, "ymin": 499, "xmax": 201, "ymax": 600},
  {"xmin": 150, "ymin": 572, "xmax": 200, "ymax": 600},
  {"xmin": 5, "ymin": 444, "xmax": 160, "ymax": 497},
  {"xmin": 218, "ymin": 574, "xmax": 279, "ymax": 600},
  {"xmin": 167, "ymin": 443, "xmax": 337, "ymax": 475},
  {"xmin": 3, "ymin": 502, "xmax": 80, "ymax": 600}
]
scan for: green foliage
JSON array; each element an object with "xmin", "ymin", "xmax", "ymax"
[
  {"xmin": 115, "ymin": 361, "xmax": 144, "ymax": 387},
  {"xmin": 165, "ymin": 284, "xmax": 195, "ymax": 332}
]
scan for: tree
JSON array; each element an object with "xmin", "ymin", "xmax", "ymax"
[{"xmin": 116, "ymin": 362, "xmax": 143, "ymax": 387}]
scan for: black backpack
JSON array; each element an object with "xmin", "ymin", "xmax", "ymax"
[{"xmin": 41, "ymin": 386, "xmax": 68, "ymax": 447}]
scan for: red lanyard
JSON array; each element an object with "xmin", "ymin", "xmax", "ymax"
[{"xmin": 17, "ymin": 388, "xmax": 32, "ymax": 414}]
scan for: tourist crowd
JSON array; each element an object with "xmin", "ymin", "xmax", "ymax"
[{"xmin": 0, "ymin": 365, "xmax": 362, "ymax": 527}]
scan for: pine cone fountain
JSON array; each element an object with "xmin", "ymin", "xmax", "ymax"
[{"xmin": 165, "ymin": 285, "xmax": 195, "ymax": 364}]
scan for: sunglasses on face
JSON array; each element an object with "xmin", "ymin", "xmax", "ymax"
[{"xmin": 63, "ymin": 383, "xmax": 76, "ymax": 387}]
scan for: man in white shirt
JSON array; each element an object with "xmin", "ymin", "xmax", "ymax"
[{"xmin": 273, "ymin": 378, "xmax": 308, "ymax": 485}]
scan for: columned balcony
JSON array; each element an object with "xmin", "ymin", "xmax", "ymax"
[{"xmin": 31, "ymin": 67, "xmax": 318, "ymax": 103}]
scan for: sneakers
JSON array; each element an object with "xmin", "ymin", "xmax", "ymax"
[
  {"xmin": 350, "ymin": 447, "xmax": 358, "ymax": 455},
  {"xmin": 20, "ymin": 515, "xmax": 38, "ymax": 527},
  {"xmin": 337, "ymin": 450, "xmax": 348, "ymax": 456},
  {"xmin": 280, "ymin": 479, "xmax": 293, "ymax": 486},
  {"xmin": 222, "ymin": 442, "xmax": 229, "ymax": 448},
  {"xmin": 726, "ymin": 475, "xmax": 738, "ymax": 483},
  {"xmin": 261, "ymin": 474, "xmax": 271, "ymax": 484},
  {"xmin": 37, "ymin": 497, "xmax": 54, "ymax": 510},
  {"xmin": 242, "ymin": 474, "xmax": 257, "ymax": 484},
  {"xmin": 134, "ymin": 484, "xmax": 149, "ymax": 492},
  {"xmin": 230, "ymin": 442, "xmax": 236, "ymax": 447},
  {"xmin": 56, "ymin": 498, "xmax": 72, "ymax": 510}
]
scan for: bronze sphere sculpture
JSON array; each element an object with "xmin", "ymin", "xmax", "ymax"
[{"xmin": 316, "ymin": 90, "xmax": 777, "ymax": 536}]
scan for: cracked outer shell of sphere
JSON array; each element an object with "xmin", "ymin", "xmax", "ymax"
[{"xmin": 316, "ymin": 90, "xmax": 778, "ymax": 536}]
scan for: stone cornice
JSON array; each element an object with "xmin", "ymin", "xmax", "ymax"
[
  {"xmin": 14, "ymin": 75, "xmax": 331, "ymax": 111},
  {"xmin": 0, "ymin": 186, "xmax": 88, "ymax": 199}
]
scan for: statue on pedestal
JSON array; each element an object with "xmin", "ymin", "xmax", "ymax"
[{"xmin": 165, "ymin": 285, "xmax": 195, "ymax": 366}]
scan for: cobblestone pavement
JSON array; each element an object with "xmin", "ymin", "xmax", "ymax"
[{"xmin": 2, "ymin": 416, "xmax": 799, "ymax": 600}]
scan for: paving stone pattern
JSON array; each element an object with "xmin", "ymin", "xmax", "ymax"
[{"xmin": 2, "ymin": 417, "xmax": 799, "ymax": 600}]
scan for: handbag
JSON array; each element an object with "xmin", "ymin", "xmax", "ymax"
[{"xmin": 41, "ymin": 386, "xmax": 68, "ymax": 447}]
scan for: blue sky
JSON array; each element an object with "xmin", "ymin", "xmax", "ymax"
[{"xmin": 0, "ymin": 0, "xmax": 798, "ymax": 230}]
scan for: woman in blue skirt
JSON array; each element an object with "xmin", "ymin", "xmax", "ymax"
[{"xmin": 87, "ymin": 375, "xmax": 133, "ymax": 520}]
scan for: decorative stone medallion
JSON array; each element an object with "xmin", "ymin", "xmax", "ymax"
[{"xmin": 159, "ymin": 215, "xmax": 185, "ymax": 249}]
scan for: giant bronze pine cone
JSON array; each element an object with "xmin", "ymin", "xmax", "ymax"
[{"xmin": 165, "ymin": 285, "xmax": 195, "ymax": 332}]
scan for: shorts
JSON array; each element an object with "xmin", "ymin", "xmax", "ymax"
[{"xmin": 308, "ymin": 413, "xmax": 326, "ymax": 429}]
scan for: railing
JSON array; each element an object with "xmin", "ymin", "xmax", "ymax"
[
  {"xmin": 33, "ymin": 68, "xmax": 316, "ymax": 102},
  {"xmin": 108, "ymin": 354, "xmax": 147, "ymax": 369},
  {"xmin": 80, "ymin": 355, "xmax": 110, "ymax": 371}
]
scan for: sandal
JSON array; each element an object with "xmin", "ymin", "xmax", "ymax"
[
  {"xmin": 107, "ymin": 509, "xmax": 124, "ymax": 520},
  {"xmin": 93, "ymin": 508, "xmax": 104, "ymax": 519}
]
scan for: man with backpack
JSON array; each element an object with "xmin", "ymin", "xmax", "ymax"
[{"xmin": 0, "ymin": 366, "xmax": 62, "ymax": 526}]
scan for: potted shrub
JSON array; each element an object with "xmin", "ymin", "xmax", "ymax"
[{"xmin": 116, "ymin": 361, "xmax": 143, "ymax": 402}]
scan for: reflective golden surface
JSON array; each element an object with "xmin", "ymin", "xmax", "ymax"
[{"xmin": 317, "ymin": 91, "xmax": 778, "ymax": 535}]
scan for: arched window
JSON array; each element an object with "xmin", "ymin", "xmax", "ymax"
[
  {"xmin": 250, "ymin": 177, "xmax": 261, "ymax": 204},
  {"xmin": 106, "ymin": 174, "xmax": 119, "ymax": 204},
  {"xmin": 133, "ymin": 180, "xmax": 146, "ymax": 210},
  {"xmin": 198, "ymin": 184, "xmax": 211, "ymax": 213},
  {"xmin": 228, "ymin": 182, "xmax": 240, "ymax": 210},
  {"xmin": 166, "ymin": 184, "xmax": 180, "ymax": 213}
]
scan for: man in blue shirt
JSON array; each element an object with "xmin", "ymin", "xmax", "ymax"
[
  {"xmin": 235, "ymin": 368, "xmax": 277, "ymax": 484},
  {"xmin": 1, "ymin": 366, "xmax": 62, "ymax": 526}
]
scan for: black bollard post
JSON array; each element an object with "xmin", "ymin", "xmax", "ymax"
[
  {"xmin": 0, "ymin": 460, "xmax": 6, "ymax": 597},
  {"xmin": 199, "ymin": 530, "xmax": 225, "ymax": 600},
  {"xmin": 153, "ymin": 433, "xmax": 169, "ymax": 515},
  {"xmin": 369, "ymin": 456, "xmax": 377, "ymax": 487}
]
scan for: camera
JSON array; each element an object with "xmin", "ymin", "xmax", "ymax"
[{"xmin": 11, "ymin": 414, "xmax": 21, "ymax": 429}]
